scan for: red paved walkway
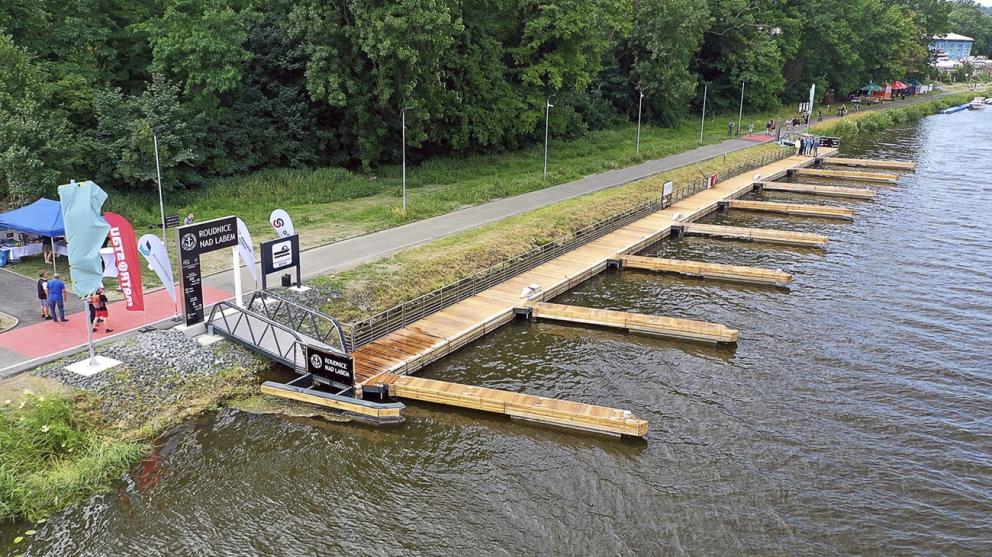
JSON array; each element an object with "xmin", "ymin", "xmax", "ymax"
[{"xmin": 0, "ymin": 286, "xmax": 230, "ymax": 359}]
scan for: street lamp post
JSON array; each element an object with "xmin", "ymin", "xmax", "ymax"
[
  {"xmin": 636, "ymin": 90, "xmax": 644, "ymax": 155},
  {"xmin": 737, "ymin": 79, "xmax": 746, "ymax": 136},
  {"xmin": 699, "ymin": 83, "xmax": 708, "ymax": 144},
  {"xmin": 401, "ymin": 106, "xmax": 412, "ymax": 212},
  {"xmin": 543, "ymin": 96, "xmax": 554, "ymax": 179}
]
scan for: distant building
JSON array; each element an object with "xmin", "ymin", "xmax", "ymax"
[{"xmin": 931, "ymin": 33, "xmax": 974, "ymax": 61}]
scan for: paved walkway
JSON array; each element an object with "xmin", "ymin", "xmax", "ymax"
[
  {"xmin": 0, "ymin": 268, "xmax": 81, "ymax": 328},
  {"xmin": 0, "ymin": 89, "xmax": 961, "ymax": 376}
]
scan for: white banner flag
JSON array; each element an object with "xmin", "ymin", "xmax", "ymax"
[
  {"xmin": 137, "ymin": 234, "xmax": 176, "ymax": 304},
  {"xmin": 236, "ymin": 217, "xmax": 258, "ymax": 284},
  {"xmin": 269, "ymin": 209, "xmax": 295, "ymax": 238}
]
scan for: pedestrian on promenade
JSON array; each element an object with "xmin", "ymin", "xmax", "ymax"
[
  {"xmin": 748, "ymin": 122, "xmax": 754, "ymax": 135},
  {"xmin": 37, "ymin": 271, "xmax": 50, "ymax": 319},
  {"xmin": 88, "ymin": 287, "xmax": 112, "ymax": 333},
  {"xmin": 813, "ymin": 136, "xmax": 820, "ymax": 157},
  {"xmin": 728, "ymin": 121, "xmax": 735, "ymax": 137},
  {"xmin": 184, "ymin": 213, "xmax": 194, "ymax": 226},
  {"xmin": 47, "ymin": 273, "xmax": 68, "ymax": 323}
]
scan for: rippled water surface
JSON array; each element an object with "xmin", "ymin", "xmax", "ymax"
[{"xmin": 6, "ymin": 110, "xmax": 992, "ymax": 556}]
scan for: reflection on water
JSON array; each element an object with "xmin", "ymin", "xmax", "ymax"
[{"xmin": 6, "ymin": 110, "xmax": 992, "ymax": 556}]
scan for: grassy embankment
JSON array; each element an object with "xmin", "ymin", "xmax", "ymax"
[
  {"xmin": 311, "ymin": 93, "xmax": 977, "ymax": 322},
  {"xmin": 0, "ymin": 344, "xmax": 264, "ymax": 528}
]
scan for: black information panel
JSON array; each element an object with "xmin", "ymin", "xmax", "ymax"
[
  {"xmin": 260, "ymin": 234, "xmax": 301, "ymax": 290},
  {"xmin": 305, "ymin": 345, "xmax": 354, "ymax": 386},
  {"xmin": 819, "ymin": 136, "xmax": 841, "ymax": 148},
  {"xmin": 177, "ymin": 216, "xmax": 238, "ymax": 326},
  {"xmin": 164, "ymin": 215, "xmax": 181, "ymax": 229}
]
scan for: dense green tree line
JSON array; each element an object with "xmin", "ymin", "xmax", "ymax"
[{"xmin": 0, "ymin": 0, "xmax": 980, "ymax": 200}]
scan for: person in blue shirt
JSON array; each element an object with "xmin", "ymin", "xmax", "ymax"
[{"xmin": 47, "ymin": 274, "xmax": 68, "ymax": 322}]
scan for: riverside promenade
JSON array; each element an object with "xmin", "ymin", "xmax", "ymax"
[{"xmin": 0, "ymin": 89, "xmax": 954, "ymax": 376}]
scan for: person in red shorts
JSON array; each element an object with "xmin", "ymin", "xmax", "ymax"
[{"xmin": 88, "ymin": 287, "xmax": 112, "ymax": 333}]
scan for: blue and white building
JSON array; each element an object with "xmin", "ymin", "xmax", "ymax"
[{"xmin": 931, "ymin": 33, "xmax": 974, "ymax": 61}]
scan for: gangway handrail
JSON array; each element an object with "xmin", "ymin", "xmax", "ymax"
[{"xmin": 246, "ymin": 291, "xmax": 349, "ymax": 352}]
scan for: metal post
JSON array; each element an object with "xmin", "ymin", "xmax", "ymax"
[
  {"xmin": 84, "ymin": 299, "xmax": 96, "ymax": 365},
  {"xmin": 737, "ymin": 79, "xmax": 745, "ymax": 136},
  {"xmin": 232, "ymin": 247, "xmax": 243, "ymax": 308},
  {"xmin": 152, "ymin": 127, "xmax": 166, "ymax": 243},
  {"xmin": 544, "ymin": 96, "xmax": 554, "ymax": 179},
  {"xmin": 401, "ymin": 107, "xmax": 408, "ymax": 212},
  {"xmin": 699, "ymin": 83, "xmax": 708, "ymax": 144},
  {"xmin": 50, "ymin": 236, "xmax": 57, "ymax": 274},
  {"xmin": 636, "ymin": 91, "xmax": 644, "ymax": 155}
]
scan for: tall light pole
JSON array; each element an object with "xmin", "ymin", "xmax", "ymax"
[
  {"xmin": 737, "ymin": 79, "xmax": 746, "ymax": 136},
  {"xmin": 636, "ymin": 90, "xmax": 645, "ymax": 155},
  {"xmin": 401, "ymin": 106, "xmax": 412, "ymax": 212},
  {"xmin": 543, "ymin": 95, "xmax": 554, "ymax": 179},
  {"xmin": 699, "ymin": 83, "xmax": 708, "ymax": 144},
  {"xmin": 152, "ymin": 126, "xmax": 166, "ymax": 243}
]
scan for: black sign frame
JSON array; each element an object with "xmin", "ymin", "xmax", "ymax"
[
  {"xmin": 304, "ymin": 345, "xmax": 354, "ymax": 387},
  {"xmin": 177, "ymin": 215, "xmax": 239, "ymax": 326},
  {"xmin": 260, "ymin": 234, "xmax": 301, "ymax": 291}
]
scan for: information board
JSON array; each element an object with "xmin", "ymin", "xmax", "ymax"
[
  {"xmin": 305, "ymin": 345, "xmax": 354, "ymax": 387},
  {"xmin": 177, "ymin": 216, "xmax": 238, "ymax": 326}
]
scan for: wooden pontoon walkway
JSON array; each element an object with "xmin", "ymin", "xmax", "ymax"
[
  {"xmin": 618, "ymin": 255, "xmax": 793, "ymax": 286},
  {"xmin": 756, "ymin": 181, "xmax": 876, "ymax": 199},
  {"xmin": 368, "ymin": 374, "xmax": 649, "ymax": 437},
  {"xmin": 726, "ymin": 199, "xmax": 855, "ymax": 220},
  {"xmin": 353, "ymin": 149, "xmax": 838, "ymax": 384},
  {"xmin": 822, "ymin": 157, "xmax": 915, "ymax": 171},
  {"xmin": 793, "ymin": 168, "xmax": 899, "ymax": 184},
  {"xmin": 525, "ymin": 301, "xmax": 739, "ymax": 343},
  {"xmin": 679, "ymin": 223, "xmax": 829, "ymax": 247}
]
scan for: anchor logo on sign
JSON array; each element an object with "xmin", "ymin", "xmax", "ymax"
[
  {"xmin": 181, "ymin": 233, "xmax": 197, "ymax": 252},
  {"xmin": 310, "ymin": 354, "xmax": 323, "ymax": 369}
]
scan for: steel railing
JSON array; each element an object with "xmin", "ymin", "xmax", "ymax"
[
  {"xmin": 246, "ymin": 291, "xmax": 348, "ymax": 352},
  {"xmin": 340, "ymin": 147, "xmax": 793, "ymax": 352},
  {"xmin": 207, "ymin": 300, "xmax": 309, "ymax": 371}
]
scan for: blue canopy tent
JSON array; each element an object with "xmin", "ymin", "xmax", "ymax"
[{"xmin": 0, "ymin": 198, "xmax": 65, "ymax": 271}]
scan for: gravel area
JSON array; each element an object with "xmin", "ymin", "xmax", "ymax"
[
  {"xmin": 39, "ymin": 329, "xmax": 264, "ymax": 423},
  {"xmin": 264, "ymin": 283, "xmax": 342, "ymax": 310}
]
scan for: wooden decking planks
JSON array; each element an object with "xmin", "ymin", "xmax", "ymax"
[
  {"xmin": 822, "ymin": 157, "xmax": 915, "ymax": 170},
  {"xmin": 682, "ymin": 223, "xmax": 829, "ymax": 248},
  {"xmin": 727, "ymin": 199, "xmax": 854, "ymax": 220},
  {"xmin": 353, "ymin": 150, "xmax": 837, "ymax": 385},
  {"xmin": 757, "ymin": 181, "xmax": 876, "ymax": 199},
  {"xmin": 794, "ymin": 168, "xmax": 898, "ymax": 184},
  {"xmin": 619, "ymin": 255, "xmax": 792, "ymax": 286},
  {"xmin": 526, "ymin": 301, "xmax": 738, "ymax": 343},
  {"xmin": 371, "ymin": 373, "xmax": 649, "ymax": 437}
]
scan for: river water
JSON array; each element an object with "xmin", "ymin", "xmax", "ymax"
[{"xmin": 6, "ymin": 110, "xmax": 992, "ymax": 556}]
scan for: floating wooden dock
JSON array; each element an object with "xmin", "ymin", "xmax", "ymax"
[
  {"xmin": 793, "ymin": 168, "xmax": 899, "ymax": 184},
  {"xmin": 679, "ymin": 223, "xmax": 829, "ymax": 248},
  {"xmin": 366, "ymin": 374, "xmax": 649, "ymax": 437},
  {"xmin": 756, "ymin": 181, "xmax": 876, "ymax": 199},
  {"xmin": 725, "ymin": 199, "xmax": 854, "ymax": 220},
  {"xmin": 618, "ymin": 255, "xmax": 792, "ymax": 286},
  {"xmin": 822, "ymin": 157, "xmax": 915, "ymax": 171},
  {"xmin": 524, "ymin": 301, "xmax": 739, "ymax": 343}
]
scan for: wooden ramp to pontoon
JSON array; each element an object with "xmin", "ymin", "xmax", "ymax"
[
  {"xmin": 524, "ymin": 301, "xmax": 738, "ymax": 343},
  {"xmin": 756, "ymin": 181, "xmax": 876, "ymax": 199},
  {"xmin": 680, "ymin": 223, "xmax": 829, "ymax": 248},
  {"xmin": 352, "ymin": 150, "xmax": 837, "ymax": 384},
  {"xmin": 618, "ymin": 255, "xmax": 792, "ymax": 286},
  {"xmin": 793, "ymin": 168, "xmax": 899, "ymax": 184},
  {"xmin": 367, "ymin": 373, "xmax": 649, "ymax": 437},
  {"xmin": 822, "ymin": 157, "xmax": 915, "ymax": 171},
  {"xmin": 726, "ymin": 199, "xmax": 854, "ymax": 220}
]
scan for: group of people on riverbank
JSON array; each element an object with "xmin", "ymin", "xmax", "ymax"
[
  {"xmin": 797, "ymin": 135, "xmax": 821, "ymax": 156},
  {"xmin": 36, "ymin": 271, "xmax": 112, "ymax": 333}
]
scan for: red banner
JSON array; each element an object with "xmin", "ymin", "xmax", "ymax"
[{"xmin": 103, "ymin": 212, "xmax": 145, "ymax": 311}]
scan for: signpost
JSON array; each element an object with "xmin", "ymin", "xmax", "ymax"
[
  {"xmin": 177, "ymin": 215, "xmax": 239, "ymax": 326},
  {"xmin": 260, "ymin": 233, "xmax": 301, "ymax": 291},
  {"xmin": 164, "ymin": 215, "xmax": 181, "ymax": 229},
  {"xmin": 662, "ymin": 181, "xmax": 674, "ymax": 208},
  {"xmin": 305, "ymin": 345, "xmax": 354, "ymax": 388}
]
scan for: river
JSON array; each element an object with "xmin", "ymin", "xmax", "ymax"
[{"xmin": 6, "ymin": 109, "xmax": 992, "ymax": 556}]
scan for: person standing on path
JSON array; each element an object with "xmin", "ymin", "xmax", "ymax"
[
  {"xmin": 728, "ymin": 121, "xmax": 735, "ymax": 137},
  {"xmin": 47, "ymin": 274, "xmax": 68, "ymax": 322},
  {"xmin": 37, "ymin": 271, "xmax": 50, "ymax": 319},
  {"xmin": 184, "ymin": 213, "xmax": 194, "ymax": 226},
  {"xmin": 88, "ymin": 287, "xmax": 112, "ymax": 333}
]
